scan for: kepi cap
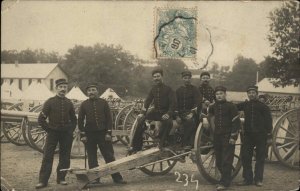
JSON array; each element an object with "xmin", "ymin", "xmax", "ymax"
[
  {"xmin": 200, "ymin": 71, "xmax": 210, "ymax": 78},
  {"xmin": 247, "ymin": 85, "xmax": 258, "ymax": 92},
  {"xmin": 55, "ymin": 78, "xmax": 68, "ymax": 87},
  {"xmin": 86, "ymin": 83, "xmax": 98, "ymax": 91},
  {"xmin": 152, "ymin": 68, "xmax": 163, "ymax": 76},
  {"xmin": 181, "ymin": 70, "xmax": 192, "ymax": 77},
  {"xmin": 214, "ymin": 85, "xmax": 227, "ymax": 93}
]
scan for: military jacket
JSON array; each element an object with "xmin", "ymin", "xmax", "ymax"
[
  {"xmin": 143, "ymin": 83, "xmax": 176, "ymax": 116},
  {"xmin": 78, "ymin": 98, "xmax": 113, "ymax": 132},
  {"xmin": 198, "ymin": 83, "xmax": 215, "ymax": 103},
  {"xmin": 208, "ymin": 100, "xmax": 241, "ymax": 135},
  {"xmin": 38, "ymin": 95, "xmax": 77, "ymax": 132},
  {"xmin": 237, "ymin": 100, "xmax": 272, "ymax": 134},
  {"xmin": 176, "ymin": 84, "xmax": 202, "ymax": 114}
]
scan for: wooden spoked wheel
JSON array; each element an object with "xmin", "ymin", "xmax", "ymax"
[
  {"xmin": 2, "ymin": 119, "xmax": 26, "ymax": 146},
  {"xmin": 120, "ymin": 108, "xmax": 140, "ymax": 146},
  {"xmin": 114, "ymin": 104, "xmax": 134, "ymax": 145},
  {"xmin": 194, "ymin": 122, "xmax": 242, "ymax": 184},
  {"xmin": 129, "ymin": 117, "xmax": 177, "ymax": 176},
  {"xmin": 272, "ymin": 109, "xmax": 299, "ymax": 169}
]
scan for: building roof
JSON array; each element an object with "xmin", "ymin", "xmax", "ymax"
[
  {"xmin": 256, "ymin": 78, "xmax": 300, "ymax": 95},
  {"xmin": 1, "ymin": 63, "xmax": 59, "ymax": 79}
]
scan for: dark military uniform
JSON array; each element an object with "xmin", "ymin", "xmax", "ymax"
[
  {"xmin": 209, "ymin": 100, "xmax": 241, "ymax": 187},
  {"xmin": 38, "ymin": 95, "xmax": 77, "ymax": 184},
  {"xmin": 78, "ymin": 98, "xmax": 123, "ymax": 182},
  {"xmin": 237, "ymin": 99, "xmax": 272, "ymax": 184},
  {"xmin": 198, "ymin": 84, "xmax": 215, "ymax": 103},
  {"xmin": 131, "ymin": 83, "xmax": 176, "ymax": 151},
  {"xmin": 176, "ymin": 84, "xmax": 202, "ymax": 147}
]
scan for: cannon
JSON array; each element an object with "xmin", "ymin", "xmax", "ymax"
[{"xmin": 63, "ymin": 117, "xmax": 242, "ymax": 189}]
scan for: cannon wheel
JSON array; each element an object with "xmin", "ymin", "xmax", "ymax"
[
  {"xmin": 114, "ymin": 104, "xmax": 134, "ymax": 145},
  {"xmin": 129, "ymin": 118, "xmax": 177, "ymax": 176},
  {"xmin": 194, "ymin": 122, "xmax": 242, "ymax": 184},
  {"xmin": 120, "ymin": 108, "xmax": 140, "ymax": 146},
  {"xmin": 272, "ymin": 109, "xmax": 299, "ymax": 169},
  {"xmin": 21, "ymin": 118, "xmax": 37, "ymax": 149},
  {"xmin": 1, "ymin": 103, "xmax": 27, "ymax": 146},
  {"xmin": 2, "ymin": 119, "xmax": 27, "ymax": 146}
]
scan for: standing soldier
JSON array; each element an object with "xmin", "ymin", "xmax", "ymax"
[
  {"xmin": 198, "ymin": 71, "xmax": 215, "ymax": 115},
  {"xmin": 237, "ymin": 86, "xmax": 273, "ymax": 187},
  {"xmin": 78, "ymin": 83, "xmax": 126, "ymax": 184},
  {"xmin": 130, "ymin": 68, "xmax": 176, "ymax": 153},
  {"xmin": 175, "ymin": 70, "xmax": 202, "ymax": 150},
  {"xmin": 208, "ymin": 86, "xmax": 241, "ymax": 191},
  {"xmin": 36, "ymin": 79, "xmax": 77, "ymax": 189}
]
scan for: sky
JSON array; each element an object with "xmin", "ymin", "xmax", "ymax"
[{"xmin": 1, "ymin": 1, "xmax": 284, "ymax": 69}]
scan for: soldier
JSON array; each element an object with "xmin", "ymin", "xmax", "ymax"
[
  {"xmin": 175, "ymin": 70, "xmax": 202, "ymax": 150},
  {"xmin": 36, "ymin": 79, "xmax": 77, "ymax": 189},
  {"xmin": 130, "ymin": 68, "xmax": 176, "ymax": 152},
  {"xmin": 208, "ymin": 86, "xmax": 241, "ymax": 191},
  {"xmin": 78, "ymin": 83, "xmax": 126, "ymax": 184},
  {"xmin": 198, "ymin": 71, "xmax": 215, "ymax": 115},
  {"xmin": 237, "ymin": 86, "xmax": 273, "ymax": 187}
]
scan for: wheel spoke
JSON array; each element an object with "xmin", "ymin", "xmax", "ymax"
[
  {"xmin": 277, "ymin": 141, "xmax": 295, "ymax": 149},
  {"xmin": 201, "ymin": 150, "xmax": 214, "ymax": 163},
  {"xmin": 35, "ymin": 134, "xmax": 46, "ymax": 144},
  {"xmin": 151, "ymin": 164, "xmax": 155, "ymax": 172},
  {"xmin": 279, "ymin": 125, "xmax": 295, "ymax": 136},
  {"xmin": 282, "ymin": 144, "xmax": 298, "ymax": 161},
  {"xmin": 275, "ymin": 136, "xmax": 298, "ymax": 141}
]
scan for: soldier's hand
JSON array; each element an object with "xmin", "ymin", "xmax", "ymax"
[
  {"xmin": 185, "ymin": 112, "xmax": 193, "ymax": 120},
  {"xmin": 162, "ymin": 114, "xmax": 170, "ymax": 120},
  {"xmin": 176, "ymin": 116, "xmax": 182, "ymax": 124},
  {"xmin": 137, "ymin": 114, "xmax": 145, "ymax": 118},
  {"xmin": 229, "ymin": 138, "xmax": 236, "ymax": 145},
  {"xmin": 105, "ymin": 134, "xmax": 112, "ymax": 142},
  {"xmin": 80, "ymin": 136, "xmax": 87, "ymax": 144},
  {"xmin": 204, "ymin": 100, "xmax": 210, "ymax": 106}
]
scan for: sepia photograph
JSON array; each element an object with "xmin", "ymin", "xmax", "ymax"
[{"xmin": 1, "ymin": 0, "xmax": 299, "ymax": 191}]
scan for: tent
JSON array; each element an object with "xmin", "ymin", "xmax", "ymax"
[
  {"xmin": 257, "ymin": 78, "xmax": 300, "ymax": 95},
  {"xmin": 1, "ymin": 81, "xmax": 23, "ymax": 100},
  {"xmin": 67, "ymin": 86, "xmax": 88, "ymax": 100},
  {"xmin": 100, "ymin": 88, "xmax": 122, "ymax": 100},
  {"xmin": 22, "ymin": 82, "xmax": 54, "ymax": 101}
]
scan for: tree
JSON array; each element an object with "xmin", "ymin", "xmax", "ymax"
[
  {"xmin": 157, "ymin": 59, "xmax": 187, "ymax": 90},
  {"xmin": 60, "ymin": 44, "xmax": 137, "ymax": 95},
  {"xmin": 225, "ymin": 56, "xmax": 258, "ymax": 91},
  {"xmin": 267, "ymin": 1, "xmax": 300, "ymax": 86},
  {"xmin": 1, "ymin": 49, "xmax": 60, "ymax": 63}
]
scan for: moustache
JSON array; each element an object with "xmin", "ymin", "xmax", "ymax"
[{"xmin": 60, "ymin": 90, "xmax": 66, "ymax": 93}]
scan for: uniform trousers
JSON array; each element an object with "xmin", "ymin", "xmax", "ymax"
[
  {"xmin": 179, "ymin": 116, "xmax": 197, "ymax": 147},
  {"xmin": 241, "ymin": 132, "xmax": 267, "ymax": 183},
  {"xmin": 213, "ymin": 133, "xmax": 235, "ymax": 187},
  {"xmin": 38, "ymin": 130, "xmax": 73, "ymax": 184},
  {"xmin": 86, "ymin": 131, "xmax": 123, "ymax": 182},
  {"xmin": 131, "ymin": 111, "xmax": 173, "ymax": 151}
]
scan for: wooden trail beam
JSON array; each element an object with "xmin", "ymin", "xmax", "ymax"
[{"xmin": 64, "ymin": 147, "xmax": 161, "ymax": 189}]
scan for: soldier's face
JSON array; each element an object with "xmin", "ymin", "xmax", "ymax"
[
  {"xmin": 182, "ymin": 76, "xmax": 191, "ymax": 86},
  {"xmin": 153, "ymin": 73, "xmax": 162, "ymax": 85},
  {"xmin": 247, "ymin": 90, "xmax": 258, "ymax": 100},
  {"xmin": 215, "ymin": 91, "xmax": 226, "ymax": 101},
  {"xmin": 56, "ymin": 84, "xmax": 68, "ymax": 96},
  {"xmin": 87, "ymin": 87, "xmax": 98, "ymax": 99},
  {"xmin": 201, "ymin": 75, "xmax": 210, "ymax": 84}
]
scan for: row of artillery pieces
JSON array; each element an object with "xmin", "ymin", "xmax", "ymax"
[{"xmin": 1, "ymin": 99, "xmax": 299, "ymax": 189}]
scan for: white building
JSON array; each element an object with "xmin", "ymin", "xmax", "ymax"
[{"xmin": 1, "ymin": 63, "xmax": 68, "ymax": 92}]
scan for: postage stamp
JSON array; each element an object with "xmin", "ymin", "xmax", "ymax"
[{"xmin": 154, "ymin": 7, "xmax": 197, "ymax": 59}]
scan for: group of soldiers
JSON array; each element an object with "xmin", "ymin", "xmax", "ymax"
[{"xmin": 35, "ymin": 68, "xmax": 273, "ymax": 191}]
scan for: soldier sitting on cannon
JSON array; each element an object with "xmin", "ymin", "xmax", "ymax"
[
  {"xmin": 129, "ymin": 68, "xmax": 176, "ymax": 153},
  {"xmin": 175, "ymin": 70, "xmax": 202, "ymax": 151}
]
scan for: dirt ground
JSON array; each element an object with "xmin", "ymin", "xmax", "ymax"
[{"xmin": 1, "ymin": 142, "xmax": 299, "ymax": 191}]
